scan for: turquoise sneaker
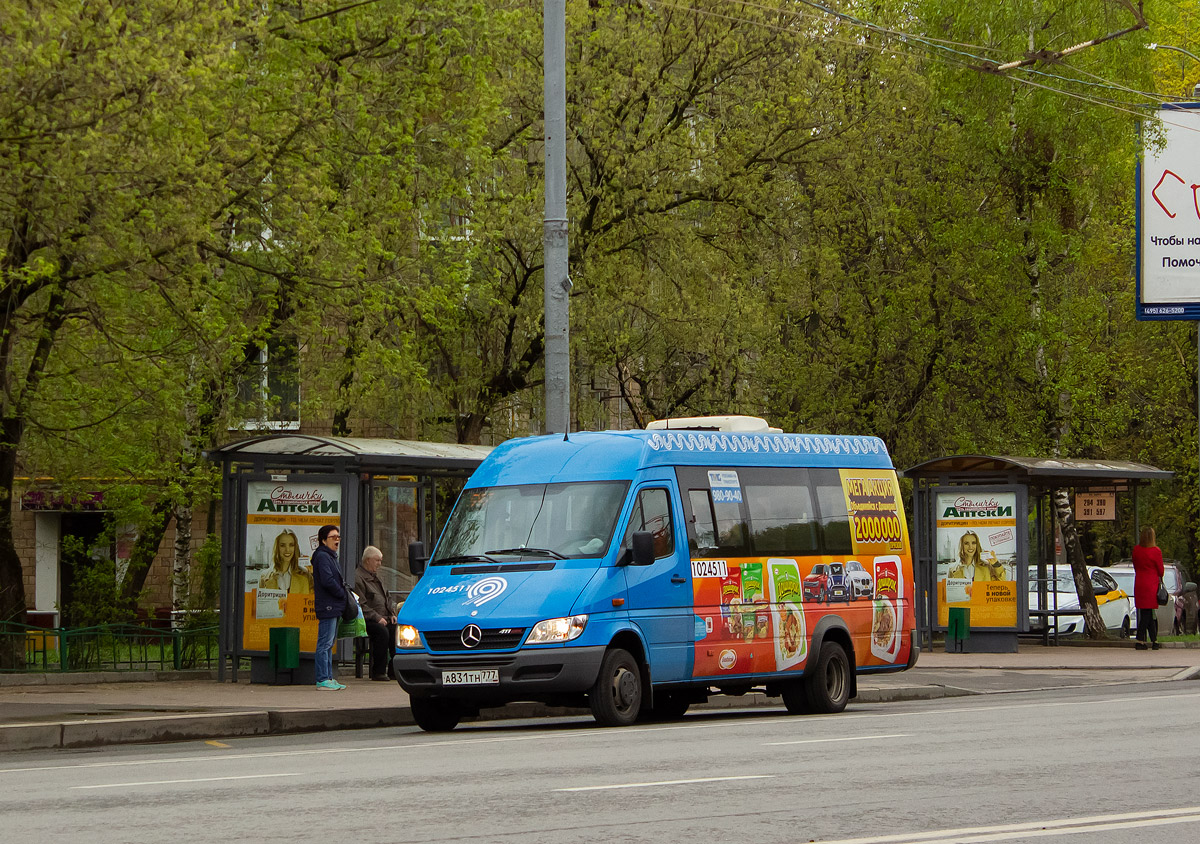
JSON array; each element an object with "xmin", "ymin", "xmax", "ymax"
[
  {"xmin": 330, "ymin": 680, "xmax": 346, "ymax": 690},
  {"xmin": 316, "ymin": 679, "xmax": 340, "ymax": 690}
]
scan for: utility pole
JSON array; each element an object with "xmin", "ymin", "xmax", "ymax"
[{"xmin": 543, "ymin": 0, "xmax": 571, "ymax": 434}]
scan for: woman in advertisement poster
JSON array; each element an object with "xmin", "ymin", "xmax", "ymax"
[
  {"xmin": 257, "ymin": 529, "xmax": 314, "ymax": 594},
  {"xmin": 1132, "ymin": 526, "xmax": 1165, "ymax": 650},
  {"xmin": 948, "ymin": 531, "xmax": 1008, "ymax": 581}
]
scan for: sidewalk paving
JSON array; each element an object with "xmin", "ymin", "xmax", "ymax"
[{"xmin": 2, "ymin": 642, "xmax": 1198, "ymax": 753}]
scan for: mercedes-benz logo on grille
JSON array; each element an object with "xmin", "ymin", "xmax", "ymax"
[{"xmin": 460, "ymin": 624, "xmax": 483, "ymax": 649}]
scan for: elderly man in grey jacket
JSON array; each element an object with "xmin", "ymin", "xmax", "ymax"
[{"xmin": 355, "ymin": 545, "xmax": 397, "ymax": 681}]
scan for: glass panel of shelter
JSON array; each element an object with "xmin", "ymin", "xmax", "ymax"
[
  {"xmin": 369, "ymin": 474, "xmax": 470, "ymax": 602},
  {"xmin": 370, "ymin": 478, "xmax": 423, "ymax": 600}
]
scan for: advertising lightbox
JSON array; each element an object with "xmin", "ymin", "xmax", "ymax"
[{"xmin": 1138, "ymin": 103, "xmax": 1200, "ymax": 320}]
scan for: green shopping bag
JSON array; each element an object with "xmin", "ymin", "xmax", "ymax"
[{"xmin": 338, "ymin": 594, "xmax": 367, "ymax": 638}]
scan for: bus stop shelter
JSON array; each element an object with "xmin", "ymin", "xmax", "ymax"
[
  {"xmin": 208, "ymin": 435, "xmax": 491, "ymax": 683},
  {"xmin": 903, "ymin": 455, "xmax": 1173, "ymax": 653}
]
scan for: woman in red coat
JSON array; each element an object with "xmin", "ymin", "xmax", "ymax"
[{"xmin": 1132, "ymin": 526, "xmax": 1165, "ymax": 650}]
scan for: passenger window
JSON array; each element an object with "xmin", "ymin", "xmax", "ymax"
[
  {"xmin": 712, "ymin": 493, "xmax": 747, "ymax": 549},
  {"xmin": 687, "ymin": 489, "xmax": 717, "ymax": 551},
  {"xmin": 813, "ymin": 470, "xmax": 852, "ymax": 554},
  {"xmin": 744, "ymin": 482, "xmax": 818, "ymax": 554},
  {"xmin": 678, "ymin": 466, "xmax": 750, "ymax": 555},
  {"xmin": 624, "ymin": 488, "xmax": 675, "ymax": 559}
]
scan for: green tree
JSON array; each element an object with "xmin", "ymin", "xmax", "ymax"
[{"xmin": 0, "ymin": 2, "xmax": 259, "ymax": 659}]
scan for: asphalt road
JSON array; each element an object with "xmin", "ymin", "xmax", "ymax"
[{"xmin": 3, "ymin": 681, "xmax": 1197, "ymax": 844}]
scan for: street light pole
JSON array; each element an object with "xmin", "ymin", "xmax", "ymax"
[{"xmin": 543, "ymin": 0, "xmax": 571, "ymax": 435}]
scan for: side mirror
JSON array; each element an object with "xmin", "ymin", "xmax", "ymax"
[
  {"xmin": 408, "ymin": 541, "xmax": 428, "ymax": 578},
  {"xmin": 631, "ymin": 531, "xmax": 656, "ymax": 567}
]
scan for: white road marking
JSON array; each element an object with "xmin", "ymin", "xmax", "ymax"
[
  {"xmin": 70, "ymin": 772, "xmax": 301, "ymax": 790},
  {"xmin": 3, "ymin": 689, "xmax": 1198, "ymax": 776},
  {"xmin": 763, "ymin": 733, "xmax": 909, "ymax": 746},
  {"xmin": 816, "ymin": 806, "xmax": 1200, "ymax": 844},
  {"xmin": 555, "ymin": 775, "xmax": 772, "ymax": 792}
]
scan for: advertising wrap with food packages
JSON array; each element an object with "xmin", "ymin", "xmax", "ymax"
[
  {"xmin": 935, "ymin": 491, "xmax": 1018, "ymax": 629},
  {"xmin": 241, "ymin": 481, "xmax": 342, "ymax": 652},
  {"xmin": 691, "ymin": 469, "xmax": 912, "ymax": 675}
]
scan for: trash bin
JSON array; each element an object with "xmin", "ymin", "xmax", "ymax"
[
  {"xmin": 268, "ymin": 626, "xmax": 300, "ymax": 684},
  {"xmin": 947, "ymin": 607, "xmax": 970, "ymax": 653}
]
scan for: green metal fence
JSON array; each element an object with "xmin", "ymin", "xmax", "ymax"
[{"xmin": 0, "ymin": 621, "xmax": 219, "ymax": 673}]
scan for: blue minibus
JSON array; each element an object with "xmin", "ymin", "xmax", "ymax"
[{"xmin": 393, "ymin": 417, "xmax": 917, "ymax": 731}]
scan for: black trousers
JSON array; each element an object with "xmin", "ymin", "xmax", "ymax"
[
  {"xmin": 364, "ymin": 618, "xmax": 394, "ymax": 678},
  {"xmin": 1136, "ymin": 608, "xmax": 1158, "ymax": 644}
]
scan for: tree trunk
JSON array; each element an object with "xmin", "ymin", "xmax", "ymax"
[
  {"xmin": 172, "ymin": 501, "xmax": 193, "ymax": 617},
  {"xmin": 0, "ymin": 435, "xmax": 26, "ymax": 668},
  {"xmin": 118, "ymin": 497, "xmax": 174, "ymax": 606},
  {"xmin": 1052, "ymin": 487, "xmax": 1107, "ymax": 639}
]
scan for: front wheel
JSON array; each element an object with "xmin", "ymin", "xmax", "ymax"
[
  {"xmin": 410, "ymin": 697, "xmax": 461, "ymax": 732},
  {"xmin": 590, "ymin": 648, "xmax": 642, "ymax": 727},
  {"xmin": 804, "ymin": 641, "xmax": 851, "ymax": 714},
  {"xmin": 1121, "ymin": 617, "xmax": 1131, "ymax": 639}
]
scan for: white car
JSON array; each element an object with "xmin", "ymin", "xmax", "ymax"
[
  {"xmin": 1028, "ymin": 565, "xmax": 1134, "ymax": 637},
  {"xmin": 844, "ymin": 559, "xmax": 874, "ymax": 599}
]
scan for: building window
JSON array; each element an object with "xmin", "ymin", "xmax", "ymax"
[{"xmin": 236, "ymin": 335, "xmax": 300, "ymax": 430}]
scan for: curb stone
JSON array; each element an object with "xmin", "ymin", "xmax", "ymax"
[
  {"xmin": 60, "ymin": 711, "xmax": 272, "ymax": 748},
  {"xmin": 0, "ymin": 722, "xmax": 62, "ymax": 752}
]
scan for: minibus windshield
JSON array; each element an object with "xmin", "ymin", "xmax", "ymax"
[{"xmin": 432, "ymin": 481, "xmax": 629, "ymax": 563}]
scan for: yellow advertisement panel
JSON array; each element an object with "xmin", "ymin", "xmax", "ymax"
[
  {"xmin": 840, "ymin": 469, "xmax": 909, "ymax": 555},
  {"xmin": 841, "ymin": 469, "xmax": 911, "ymax": 662},
  {"xmin": 935, "ymin": 491, "xmax": 1018, "ymax": 628},
  {"xmin": 241, "ymin": 481, "xmax": 342, "ymax": 652}
]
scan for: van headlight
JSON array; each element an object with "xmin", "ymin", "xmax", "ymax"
[
  {"xmin": 526, "ymin": 615, "xmax": 588, "ymax": 644},
  {"xmin": 396, "ymin": 625, "xmax": 422, "ymax": 649}
]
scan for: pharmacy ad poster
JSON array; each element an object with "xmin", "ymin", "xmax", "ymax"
[
  {"xmin": 241, "ymin": 481, "xmax": 341, "ymax": 652},
  {"xmin": 935, "ymin": 491, "xmax": 1018, "ymax": 628}
]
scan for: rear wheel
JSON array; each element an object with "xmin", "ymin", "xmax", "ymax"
[
  {"xmin": 589, "ymin": 648, "xmax": 642, "ymax": 727},
  {"xmin": 410, "ymin": 697, "xmax": 461, "ymax": 732},
  {"xmin": 804, "ymin": 641, "xmax": 851, "ymax": 714},
  {"xmin": 1121, "ymin": 617, "xmax": 1131, "ymax": 639}
]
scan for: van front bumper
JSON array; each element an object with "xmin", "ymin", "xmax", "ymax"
[{"xmin": 392, "ymin": 645, "xmax": 607, "ymax": 701}]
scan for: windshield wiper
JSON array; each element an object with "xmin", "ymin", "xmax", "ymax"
[
  {"xmin": 432, "ymin": 554, "xmax": 500, "ymax": 566},
  {"xmin": 486, "ymin": 547, "xmax": 566, "ymax": 560}
]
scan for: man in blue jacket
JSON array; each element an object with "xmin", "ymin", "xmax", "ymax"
[{"xmin": 311, "ymin": 524, "xmax": 347, "ymax": 690}]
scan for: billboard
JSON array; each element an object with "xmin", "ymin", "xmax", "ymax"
[
  {"xmin": 935, "ymin": 490, "xmax": 1019, "ymax": 629},
  {"xmin": 241, "ymin": 481, "xmax": 342, "ymax": 652},
  {"xmin": 1138, "ymin": 103, "xmax": 1200, "ymax": 320}
]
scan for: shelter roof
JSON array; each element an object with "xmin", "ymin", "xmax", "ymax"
[
  {"xmin": 902, "ymin": 454, "xmax": 1172, "ymax": 485},
  {"xmin": 206, "ymin": 435, "xmax": 492, "ymax": 472}
]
